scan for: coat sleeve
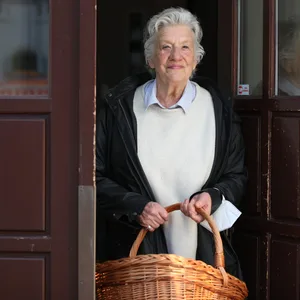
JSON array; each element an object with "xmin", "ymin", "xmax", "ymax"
[
  {"xmin": 190, "ymin": 112, "xmax": 247, "ymax": 213},
  {"xmin": 96, "ymin": 105, "xmax": 149, "ymax": 225},
  {"xmin": 213, "ymin": 112, "xmax": 248, "ymax": 207}
]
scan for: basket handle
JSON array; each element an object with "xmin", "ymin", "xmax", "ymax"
[{"xmin": 129, "ymin": 203, "xmax": 226, "ymax": 270}]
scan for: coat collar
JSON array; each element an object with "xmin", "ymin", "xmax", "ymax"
[{"xmin": 105, "ymin": 72, "xmax": 230, "ymax": 113}]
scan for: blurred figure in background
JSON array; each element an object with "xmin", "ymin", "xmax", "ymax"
[{"xmin": 278, "ymin": 17, "xmax": 300, "ymax": 95}]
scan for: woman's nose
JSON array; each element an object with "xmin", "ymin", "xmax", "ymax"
[{"xmin": 170, "ymin": 47, "xmax": 182, "ymax": 60}]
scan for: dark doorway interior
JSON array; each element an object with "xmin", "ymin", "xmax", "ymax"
[{"xmin": 96, "ymin": 0, "xmax": 218, "ymax": 91}]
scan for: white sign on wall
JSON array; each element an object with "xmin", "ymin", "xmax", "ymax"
[{"xmin": 238, "ymin": 84, "xmax": 250, "ymax": 95}]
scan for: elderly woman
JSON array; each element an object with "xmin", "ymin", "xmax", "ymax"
[
  {"xmin": 278, "ymin": 18, "xmax": 300, "ymax": 95},
  {"xmin": 96, "ymin": 7, "xmax": 247, "ymax": 279}
]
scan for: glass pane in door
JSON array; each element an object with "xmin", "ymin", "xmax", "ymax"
[
  {"xmin": 237, "ymin": 0, "xmax": 263, "ymax": 96},
  {"xmin": 276, "ymin": 0, "xmax": 300, "ymax": 96},
  {"xmin": 0, "ymin": 0, "xmax": 49, "ymax": 97}
]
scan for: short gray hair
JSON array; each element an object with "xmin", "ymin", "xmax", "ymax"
[
  {"xmin": 144, "ymin": 7, "xmax": 205, "ymax": 66},
  {"xmin": 278, "ymin": 17, "xmax": 300, "ymax": 66}
]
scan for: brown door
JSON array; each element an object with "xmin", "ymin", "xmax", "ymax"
[
  {"xmin": 218, "ymin": 1, "xmax": 300, "ymax": 299},
  {"xmin": 0, "ymin": 1, "xmax": 95, "ymax": 299}
]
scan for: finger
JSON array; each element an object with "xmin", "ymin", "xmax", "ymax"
[
  {"xmin": 154, "ymin": 214, "xmax": 167, "ymax": 225},
  {"xmin": 139, "ymin": 214, "xmax": 156, "ymax": 226},
  {"xmin": 181, "ymin": 199, "xmax": 189, "ymax": 215},
  {"xmin": 149, "ymin": 205, "xmax": 168, "ymax": 223},
  {"xmin": 180, "ymin": 202, "xmax": 184, "ymax": 213},
  {"xmin": 146, "ymin": 224, "xmax": 155, "ymax": 232},
  {"xmin": 146, "ymin": 203, "xmax": 167, "ymax": 219},
  {"xmin": 194, "ymin": 196, "xmax": 205, "ymax": 208},
  {"xmin": 187, "ymin": 198, "xmax": 197, "ymax": 216},
  {"xmin": 190, "ymin": 212, "xmax": 203, "ymax": 223},
  {"xmin": 202, "ymin": 204, "xmax": 208, "ymax": 212},
  {"xmin": 140, "ymin": 215, "xmax": 164, "ymax": 227},
  {"xmin": 139, "ymin": 218, "xmax": 149, "ymax": 228},
  {"xmin": 195, "ymin": 203, "xmax": 209, "ymax": 216},
  {"xmin": 144, "ymin": 202, "xmax": 161, "ymax": 216},
  {"xmin": 158, "ymin": 208, "xmax": 169, "ymax": 221},
  {"xmin": 148, "ymin": 220, "xmax": 160, "ymax": 230}
]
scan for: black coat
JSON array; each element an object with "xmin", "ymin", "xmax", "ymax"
[{"xmin": 96, "ymin": 72, "xmax": 247, "ymax": 279}]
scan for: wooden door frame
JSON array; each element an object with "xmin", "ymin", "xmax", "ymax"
[
  {"xmin": 217, "ymin": 0, "xmax": 235, "ymax": 98},
  {"xmin": 78, "ymin": 0, "xmax": 96, "ymax": 299}
]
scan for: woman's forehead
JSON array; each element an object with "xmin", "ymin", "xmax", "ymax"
[{"xmin": 156, "ymin": 25, "xmax": 195, "ymax": 42}]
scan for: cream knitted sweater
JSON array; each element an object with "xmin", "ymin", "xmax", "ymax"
[{"xmin": 133, "ymin": 82, "xmax": 216, "ymax": 259}]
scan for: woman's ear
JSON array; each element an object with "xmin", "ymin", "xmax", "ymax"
[
  {"xmin": 193, "ymin": 58, "xmax": 198, "ymax": 70},
  {"xmin": 148, "ymin": 58, "xmax": 155, "ymax": 69}
]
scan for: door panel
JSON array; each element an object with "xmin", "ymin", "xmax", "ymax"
[
  {"xmin": 271, "ymin": 114, "xmax": 300, "ymax": 220},
  {"xmin": 232, "ymin": 232, "xmax": 261, "ymax": 300},
  {"xmin": 239, "ymin": 114, "xmax": 262, "ymax": 216},
  {"xmin": 270, "ymin": 239, "xmax": 300, "ymax": 299},
  {"xmin": 0, "ymin": 1, "xmax": 79, "ymax": 299},
  {"xmin": 0, "ymin": 117, "xmax": 47, "ymax": 231},
  {"xmin": 0, "ymin": 256, "xmax": 46, "ymax": 299}
]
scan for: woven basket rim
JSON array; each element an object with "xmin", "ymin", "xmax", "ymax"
[{"xmin": 96, "ymin": 253, "xmax": 247, "ymax": 290}]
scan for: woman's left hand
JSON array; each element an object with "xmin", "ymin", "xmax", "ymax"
[{"xmin": 180, "ymin": 192, "xmax": 212, "ymax": 223}]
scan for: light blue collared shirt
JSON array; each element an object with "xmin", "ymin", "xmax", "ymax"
[{"xmin": 144, "ymin": 79, "xmax": 196, "ymax": 113}]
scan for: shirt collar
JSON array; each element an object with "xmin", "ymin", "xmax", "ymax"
[{"xmin": 144, "ymin": 79, "xmax": 196, "ymax": 113}]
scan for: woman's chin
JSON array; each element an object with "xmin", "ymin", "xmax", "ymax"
[{"xmin": 165, "ymin": 73, "xmax": 189, "ymax": 84}]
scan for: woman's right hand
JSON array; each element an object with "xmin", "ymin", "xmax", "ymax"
[{"xmin": 137, "ymin": 202, "xmax": 168, "ymax": 232}]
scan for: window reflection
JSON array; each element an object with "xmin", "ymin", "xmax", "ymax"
[
  {"xmin": 277, "ymin": 16, "xmax": 300, "ymax": 96},
  {"xmin": 238, "ymin": 0, "xmax": 263, "ymax": 96},
  {"xmin": 0, "ymin": 0, "xmax": 49, "ymax": 97}
]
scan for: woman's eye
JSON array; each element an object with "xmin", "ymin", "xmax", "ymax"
[
  {"xmin": 162, "ymin": 45, "xmax": 171, "ymax": 49},
  {"xmin": 182, "ymin": 45, "xmax": 189, "ymax": 49}
]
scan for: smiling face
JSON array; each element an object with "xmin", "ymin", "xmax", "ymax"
[{"xmin": 148, "ymin": 25, "xmax": 198, "ymax": 86}]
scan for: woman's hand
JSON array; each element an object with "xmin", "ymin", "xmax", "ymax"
[
  {"xmin": 137, "ymin": 202, "xmax": 168, "ymax": 232},
  {"xmin": 181, "ymin": 192, "xmax": 212, "ymax": 223}
]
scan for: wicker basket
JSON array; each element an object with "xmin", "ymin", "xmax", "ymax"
[{"xmin": 96, "ymin": 203, "xmax": 248, "ymax": 300}]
